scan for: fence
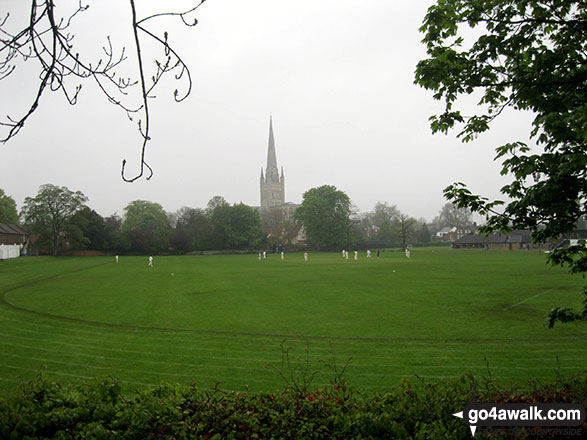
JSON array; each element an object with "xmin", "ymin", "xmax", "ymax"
[{"xmin": 0, "ymin": 244, "xmax": 22, "ymax": 260}]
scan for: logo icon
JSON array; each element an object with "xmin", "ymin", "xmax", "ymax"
[{"xmin": 453, "ymin": 383, "xmax": 586, "ymax": 437}]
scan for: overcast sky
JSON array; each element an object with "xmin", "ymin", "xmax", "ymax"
[{"xmin": 1, "ymin": 0, "xmax": 535, "ymax": 222}]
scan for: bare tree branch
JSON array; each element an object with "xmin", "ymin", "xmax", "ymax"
[{"xmin": 0, "ymin": 0, "xmax": 207, "ymax": 182}]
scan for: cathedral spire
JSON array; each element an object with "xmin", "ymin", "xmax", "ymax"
[
  {"xmin": 260, "ymin": 116, "xmax": 285, "ymax": 209},
  {"xmin": 266, "ymin": 116, "xmax": 278, "ymax": 172}
]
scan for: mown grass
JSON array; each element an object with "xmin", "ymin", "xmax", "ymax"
[{"xmin": 0, "ymin": 248, "xmax": 585, "ymax": 397}]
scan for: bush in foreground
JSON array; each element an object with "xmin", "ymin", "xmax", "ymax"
[{"xmin": 1, "ymin": 373, "xmax": 585, "ymax": 439}]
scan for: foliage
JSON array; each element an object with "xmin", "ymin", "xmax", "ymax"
[
  {"xmin": 1, "ymin": 1, "xmax": 207, "ymax": 181},
  {"xmin": 434, "ymin": 202, "xmax": 474, "ymax": 230},
  {"xmin": 347, "ymin": 212, "xmax": 366, "ymax": 250},
  {"xmin": 376, "ymin": 218, "xmax": 395, "ymax": 244},
  {"xmin": 261, "ymin": 207, "xmax": 284, "ymax": 246},
  {"xmin": 169, "ymin": 207, "xmax": 212, "ymax": 252},
  {"xmin": 12, "ymin": 188, "xmax": 266, "ymax": 254},
  {"xmin": 371, "ymin": 201, "xmax": 400, "ymax": 227},
  {"xmin": 0, "ymin": 372, "xmax": 585, "ymax": 439},
  {"xmin": 358, "ymin": 202, "xmax": 423, "ymax": 248},
  {"xmin": 397, "ymin": 213, "xmax": 417, "ymax": 249},
  {"xmin": 261, "ymin": 207, "xmax": 301, "ymax": 248},
  {"xmin": 208, "ymin": 201, "xmax": 263, "ymax": 250},
  {"xmin": 225, "ymin": 203, "xmax": 264, "ymax": 249},
  {"xmin": 418, "ymin": 223, "xmax": 432, "ymax": 243},
  {"xmin": 20, "ymin": 184, "xmax": 88, "ymax": 255},
  {"xmin": 546, "ymin": 287, "xmax": 587, "ymax": 328},
  {"xmin": 295, "ymin": 185, "xmax": 352, "ymax": 250},
  {"xmin": 415, "ymin": 0, "xmax": 587, "ymax": 325},
  {"xmin": 67, "ymin": 206, "xmax": 108, "ymax": 250},
  {"xmin": 205, "ymin": 195, "xmax": 229, "ymax": 215},
  {"xmin": 103, "ymin": 214, "xmax": 129, "ymax": 253},
  {"xmin": 0, "ymin": 188, "xmax": 18, "ymax": 224},
  {"xmin": 122, "ymin": 200, "xmax": 170, "ymax": 254}
]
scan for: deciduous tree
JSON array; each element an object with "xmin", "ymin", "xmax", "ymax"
[
  {"xmin": 415, "ymin": 0, "xmax": 587, "ymax": 325},
  {"xmin": 0, "ymin": 189, "xmax": 19, "ymax": 224},
  {"xmin": 261, "ymin": 207, "xmax": 301, "ymax": 248},
  {"xmin": 104, "ymin": 214, "xmax": 128, "ymax": 252},
  {"xmin": 434, "ymin": 202, "xmax": 473, "ymax": 230},
  {"xmin": 417, "ymin": 222, "xmax": 431, "ymax": 243},
  {"xmin": 294, "ymin": 185, "xmax": 352, "ymax": 250},
  {"xmin": 227, "ymin": 203, "xmax": 263, "ymax": 250},
  {"xmin": 170, "ymin": 207, "xmax": 211, "ymax": 252},
  {"xmin": 208, "ymin": 200, "xmax": 263, "ymax": 250},
  {"xmin": 371, "ymin": 201, "xmax": 400, "ymax": 227},
  {"xmin": 20, "ymin": 184, "xmax": 88, "ymax": 255},
  {"xmin": 397, "ymin": 213, "xmax": 417, "ymax": 250},
  {"xmin": 206, "ymin": 196, "xmax": 229, "ymax": 216},
  {"xmin": 122, "ymin": 200, "xmax": 170, "ymax": 254},
  {"xmin": 67, "ymin": 206, "xmax": 107, "ymax": 250}
]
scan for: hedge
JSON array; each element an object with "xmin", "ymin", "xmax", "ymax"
[{"xmin": 1, "ymin": 373, "xmax": 585, "ymax": 439}]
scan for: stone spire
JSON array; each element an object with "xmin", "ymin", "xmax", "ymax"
[
  {"xmin": 260, "ymin": 116, "xmax": 285, "ymax": 208},
  {"xmin": 267, "ymin": 117, "xmax": 277, "ymax": 172},
  {"xmin": 265, "ymin": 116, "xmax": 279, "ymax": 182}
]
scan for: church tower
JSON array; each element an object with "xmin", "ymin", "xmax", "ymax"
[{"xmin": 260, "ymin": 117, "xmax": 285, "ymax": 209}]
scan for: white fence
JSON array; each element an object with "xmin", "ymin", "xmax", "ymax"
[{"xmin": 0, "ymin": 244, "xmax": 22, "ymax": 260}]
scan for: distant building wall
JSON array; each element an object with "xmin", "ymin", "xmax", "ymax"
[{"xmin": 58, "ymin": 250, "xmax": 109, "ymax": 257}]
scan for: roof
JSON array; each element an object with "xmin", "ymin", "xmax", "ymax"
[
  {"xmin": 454, "ymin": 233, "xmax": 484, "ymax": 244},
  {"xmin": 438, "ymin": 227, "xmax": 456, "ymax": 234},
  {"xmin": 0, "ymin": 223, "xmax": 28, "ymax": 235},
  {"xmin": 454, "ymin": 230, "xmax": 532, "ymax": 245}
]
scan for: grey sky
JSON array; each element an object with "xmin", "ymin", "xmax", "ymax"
[{"xmin": 1, "ymin": 0, "xmax": 534, "ymax": 222}]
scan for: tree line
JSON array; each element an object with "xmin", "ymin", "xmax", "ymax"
[
  {"xmin": 2, "ymin": 185, "xmax": 264, "ymax": 256},
  {"xmin": 0, "ymin": 184, "xmax": 471, "ymax": 256}
]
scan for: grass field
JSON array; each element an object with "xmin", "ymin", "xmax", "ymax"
[{"xmin": 0, "ymin": 248, "xmax": 585, "ymax": 396}]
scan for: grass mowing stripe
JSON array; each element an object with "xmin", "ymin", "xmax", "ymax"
[
  {"xmin": 1, "ymin": 314, "xmax": 585, "ymax": 346},
  {"xmin": 2, "ymin": 321, "xmax": 584, "ymax": 361},
  {"xmin": 0, "ymin": 361, "xmax": 567, "ymax": 391},
  {"xmin": 0, "ymin": 364, "xmax": 157, "ymax": 387},
  {"xmin": 3, "ymin": 303, "xmax": 586, "ymax": 344},
  {"xmin": 1, "ymin": 353, "xmax": 279, "ymax": 384},
  {"xmin": 3, "ymin": 339, "xmax": 583, "ymax": 380},
  {"xmin": 0, "ymin": 336, "xmax": 291, "ymax": 366},
  {"xmin": 4, "ymin": 325, "xmax": 584, "ymax": 362},
  {"xmin": 1, "ymin": 322, "xmax": 585, "ymax": 364},
  {"xmin": 1, "ymin": 340, "xmax": 286, "ymax": 372},
  {"xmin": 2, "ymin": 325, "xmax": 584, "ymax": 370},
  {"xmin": 2, "ymin": 317, "xmax": 584, "ymax": 358}
]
